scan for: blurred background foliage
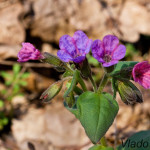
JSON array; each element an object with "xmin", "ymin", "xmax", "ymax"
[{"xmin": 0, "ymin": 0, "xmax": 150, "ymax": 150}]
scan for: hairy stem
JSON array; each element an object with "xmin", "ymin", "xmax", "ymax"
[
  {"xmin": 97, "ymin": 73, "xmax": 109, "ymax": 94},
  {"xmin": 89, "ymin": 75, "xmax": 97, "ymax": 92},
  {"xmin": 78, "ymin": 74, "xmax": 88, "ymax": 92}
]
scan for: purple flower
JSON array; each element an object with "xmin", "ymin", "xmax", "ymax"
[
  {"xmin": 92, "ymin": 35, "xmax": 126, "ymax": 67},
  {"xmin": 132, "ymin": 61, "xmax": 150, "ymax": 89},
  {"xmin": 17, "ymin": 42, "xmax": 43, "ymax": 62},
  {"xmin": 57, "ymin": 31, "xmax": 92, "ymax": 63}
]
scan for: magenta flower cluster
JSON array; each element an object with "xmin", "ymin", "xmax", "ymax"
[
  {"xmin": 17, "ymin": 31, "xmax": 125, "ymax": 66},
  {"xmin": 17, "ymin": 30, "xmax": 150, "ymax": 89}
]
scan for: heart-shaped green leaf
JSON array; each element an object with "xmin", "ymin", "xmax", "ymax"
[{"xmin": 66, "ymin": 91, "xmax": 119, "ymax": 144}]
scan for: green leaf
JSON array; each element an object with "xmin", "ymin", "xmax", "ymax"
[
  {"xmin": 65, "ymin": 91, "xmax": 119, "ymax": 144},
  {"xmin": 117, "ymin": 130, "xmax": 150, "ymax": 150},
  {"xmin": 19, "ymin": 81, "xmax": 28, "ymax": 86},
  {"xmin": 89, "ymin": 145, "xmax": 114, "ymax": 150},
  {"xmin": 21, "ymin": 72, "xmax": 30, "ymax": 78},
  {"xmin": 2, "ymin": 117, "xmax": 8, "ymax": 125},
  {"xmin": 0, "ymin": 100, "xmax": 4, "ymax": 108},
  {"xmin": 0, "ymin": 71, "xmax": 12, "ymax": 79},
  {"xmin": 13, "ymin": 84, "xmax": 20, "ymax": 94},
  {"xmin": 89, "ymin": 145, "xmax": 105, "ymax": 150},
  {"xmin": 0, "ymin": 89, "xmax": 7, "ymax": 95},
  {"xmin": 5, "ymin": 80, "xmax": 12, "ymax": 86},
  {"xmin": 13, "ymin": 64, "xmax": 21, "ymax": 75},
  {"xmin": 125, "ymin": 44, "xmax": 137, "ymax": 58},
  {"xmin": 110, "ymin": 61, "xmax": 138, "ymax": 78}
]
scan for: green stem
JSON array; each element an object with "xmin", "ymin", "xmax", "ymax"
[
  {"xmin": 89, "ymin": 75, "xmax": 97, "ymax": 92},
  {"xmin": 100, "ymin": 136, "xmax": 107, "ymax": 147},
  {"xmin": 78, "ymin": 74, "xmax": 88, "ymax": 92},
  {"xmin": 97, "ymin": 73, "xmax": 109, "ymax": 94},
  {"xmin": 112, "ymin": 78, "xmax": 117, "ymax": 99},
  {"xmin": 64, "ymin": 64, "xmax": 74, "ymax": 74},
  {"xmin": 74, "ymin": 86, "xmax": 83, "ymax": 95}
]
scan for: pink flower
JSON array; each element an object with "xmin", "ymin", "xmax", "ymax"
[
  {"xmin": 132, "ymin": 61, "xmax": 150, "ymax": 89},
  {"xmin": 17, "ymin": 42, "xmax": 43, "ymax": 62}
]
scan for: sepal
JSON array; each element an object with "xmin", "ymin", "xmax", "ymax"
[
  {"xmin": 41, "ymin": 52, "xmax": 66, "ymax": 72},
  {"xmin": 40, "ymin": 80, "xmax": 63, "ymax": 102},
  {"xmin": 109, "ymin": 61, "xmax": 138, "ymax": 80},
  {"xmin": 80, "ymin": 58, "xmax": 92, "ymax": 78},
  {"xmin": 117, "ymin": 80, "xmax": 143, "ymax": 105}
]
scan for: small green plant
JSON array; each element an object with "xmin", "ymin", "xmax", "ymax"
[{"xmin": 0, "ymin": 64, "xmax": 29, "ymax": 130}]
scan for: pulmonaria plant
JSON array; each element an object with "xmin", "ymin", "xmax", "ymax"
[{"xmin": 17, "ymin": 31, "xmax": 150, "ymax": 150}]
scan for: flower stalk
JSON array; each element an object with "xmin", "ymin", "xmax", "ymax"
[
  {"xmin": 89, "ymin": 75, "xmax": 97, "ymax": 92},
  {"xmin": 97, "ymin": 73, "xmax": 109, "ymax": 94},
  {"xmin": 78, "ymin": 74, "xmax": 88, "ymax": 92}
]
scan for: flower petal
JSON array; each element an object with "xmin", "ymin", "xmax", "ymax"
[
  {"xmin": 132, "ymin": 61, "xmax": 150, "ymax": 89},
  {"xmin": 73, "ymin": 30, "xmax": 92, "ymax": 55},
  {"xmin": 92, "ymin": 39, "xmax": 104, "ymax": 63},
  {"xmin": 73, "ymin": 56, "xmax": 85, "ymax": 63},
  {"xmin": 140, "ymin": 76, "xmax": 150, "ymax": 89},
  {"xmin": 57, "ymin": 50, "xmax": 73, "ymax": 62},
  {"xmin": 59, "ymin": 35, "xmax": 76, "ymax": 57},
  {"xmin": 22, "ymin": 42, "xmax": 35, "ymax": 51},
  {"xmin": 112, "ymin": 44, "xmax": 126, "ymax": 60},
  {"xmin": 102, "ymin": 35, "xmax": 119, "ymax": 54},
  {"xmin": 102, "ymin": 60, "xmax": 118, "ymax": 67},
  {"xmin": 132, "ymin": 61, "xmax": 149, "ymax": 82}
]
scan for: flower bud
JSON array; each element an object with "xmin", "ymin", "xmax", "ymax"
[
  {"xmin": 117, "ymin": 80, "xmax": 143, "ymax": 105},
  {"xmin": 40, "ymin": 80, "xmax": 63, "ymax": 102},
  {"xmin": 17, "ymin": 42, "xmax": 43, "ymax": 62}
]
